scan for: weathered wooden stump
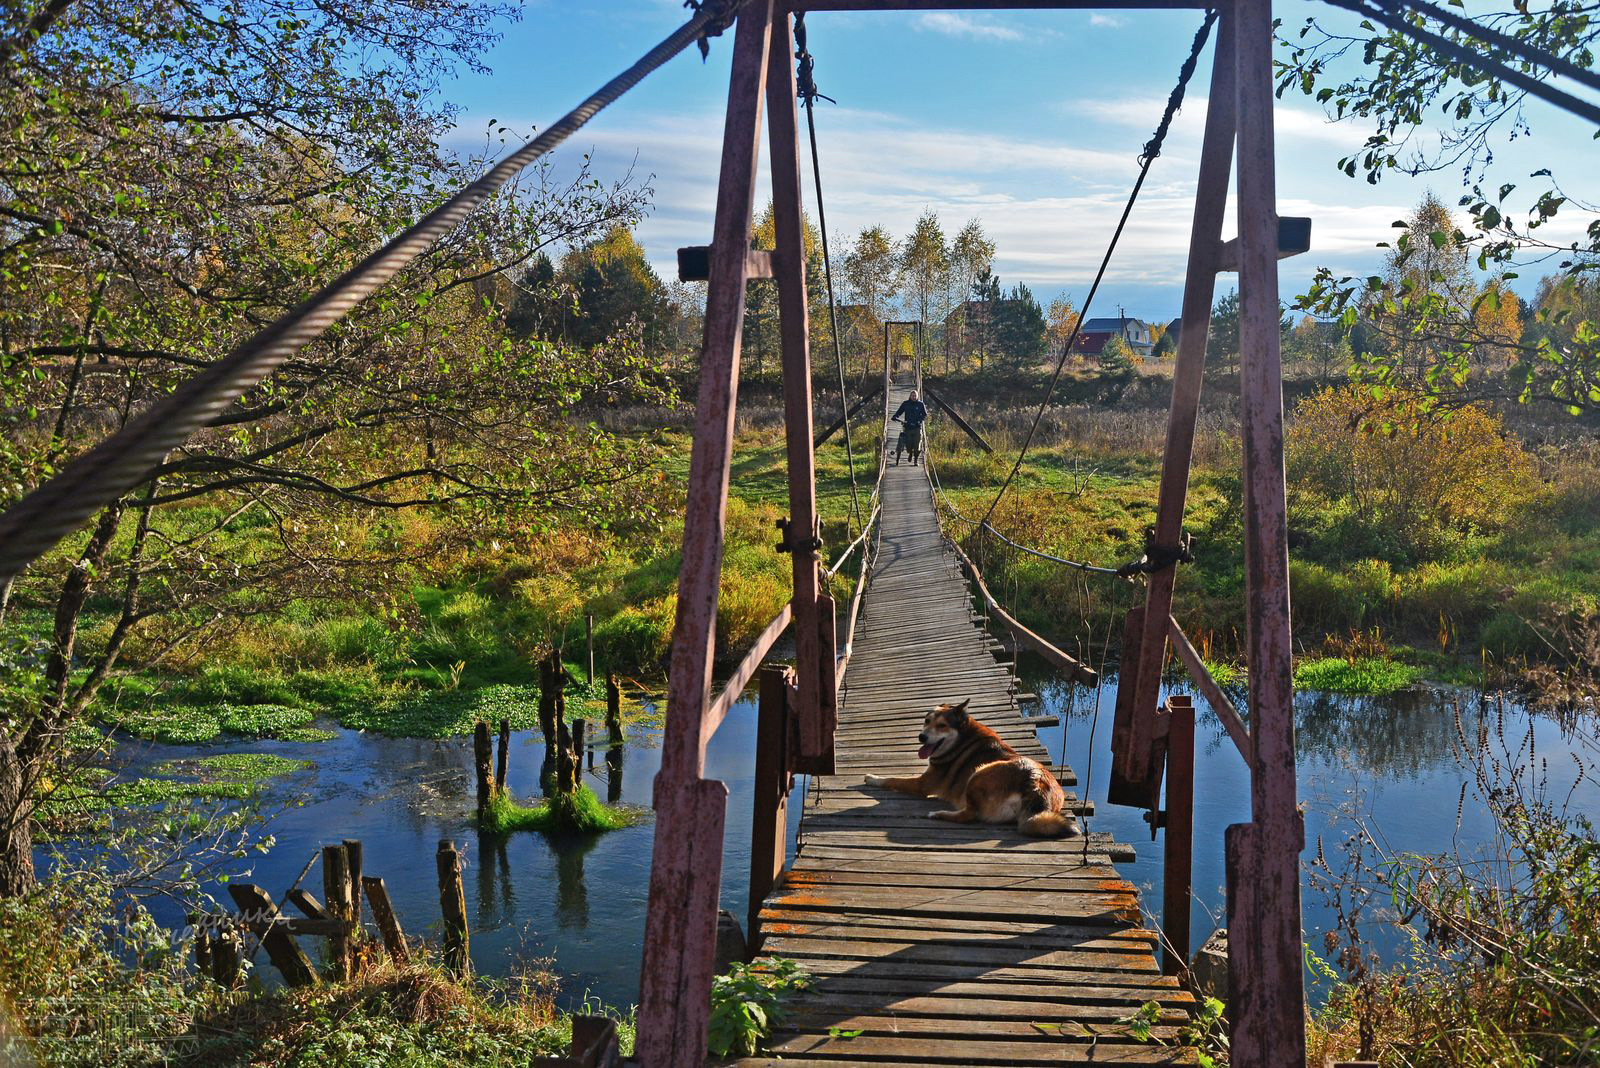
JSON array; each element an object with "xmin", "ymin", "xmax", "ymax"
[
  {"xmin": 436, "ymin": 839, "xmax": 470, "ymax": 976},
  {"xmin": 362, "ymin": 874, "xmax": 409, "ymax": 965}
]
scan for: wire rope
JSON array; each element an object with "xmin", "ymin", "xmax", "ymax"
[
  {"xmin": 974, "ymin": 8, "xmax": 1218, "ymax": 535},
  {"xmin": 0, "ymin": 0, "xmax": 750, "ymax": 582},
  {"xmin": 794, "ymin": 13, "xmax": 865, "ymax": 539}
]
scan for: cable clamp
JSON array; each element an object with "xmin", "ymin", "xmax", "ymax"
[
  {"xmin": 684, "ymin": 0, "xmax": 742, "ymax": 60},
  {"xmin": 775, "ymin": 518, "xmax": 823, "ymax": 555},
  {"xmin": 1115, "ymin": 527, "xmax": 1195, "ymax": 578}
]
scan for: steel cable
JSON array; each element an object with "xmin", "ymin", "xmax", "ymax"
[
  {"xmin": 795, "ymin": 13, "xmax": 865, "ymax": 539},
  {"xmin": 974, "ymin": 8, "xmax": 1217, "ymax": 534},
  {"xmin": 0, "ymin": 0, "xmax": 749, "ymax": 581}
]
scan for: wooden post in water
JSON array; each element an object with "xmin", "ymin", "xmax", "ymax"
[
  {"xmin": 322, "ymin": 843, "xmax": 354, "ymax": 981},
  {"xmin": 436, "ymin": 840, "xmax": 470, "ymax": 976},
  {"xmin": 538, "ymin": 652, "xmax": 559, "ymax": 761},
  {"xmin": 573, "ymin": 718, "xmax": 588, "ymax": 774},
  {"xmin": 605, "ymin": 672, "xmax": 623, "ymax": 748},
  {"xmin": 747, "ymin": 667, "xmax": 793, "ymax": 949},
  {"xmin": 1161, "ymin": 696, "xmax": 1196, "ymax": 976},
  {"xmin": 362, "ymin": 875, "xmax": 409, "ymax": 965},
  {"xmin": 473, "ymin": 719, "xmax": 493, "ymax": 821},
  {"xmin": 495, "ymin": 717, "xmax": 510, "ymax": 792}
]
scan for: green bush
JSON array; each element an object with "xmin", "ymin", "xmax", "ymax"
[{"xmin": 592, "ymin": 602, "xmax": 672, "ymax": 672}]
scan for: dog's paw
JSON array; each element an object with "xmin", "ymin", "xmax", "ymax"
[{"xmin": 863, "ymin": 774, "xmax": 887, "ymax": 787}]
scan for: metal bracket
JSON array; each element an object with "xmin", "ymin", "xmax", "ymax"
[
  {"xmin": 677, "ymin": 244, "xmax": 776, "ymax": 282},
  {"xmin": 1216, "ymin": 216, "xmax": 1312, "ymax": 272},
  {"xmin": 774, "ymin": 517, "xmax": 823, "ymax": 554}
]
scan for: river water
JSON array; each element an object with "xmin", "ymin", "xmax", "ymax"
[{"xmin": 97, "ymin": 677, "xmax": 1598, "ymax": 1011}]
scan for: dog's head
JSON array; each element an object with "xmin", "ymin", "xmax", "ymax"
[{"xmin": 917, "ymin": 699, "xmax": 971, "ymax": 760}]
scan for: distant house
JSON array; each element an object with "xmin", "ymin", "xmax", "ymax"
[{"xmin": 1074, "ymin": 316, "xmax": 1155, "ymax": 358}]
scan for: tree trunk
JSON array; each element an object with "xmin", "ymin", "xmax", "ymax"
[{"xmin": 0, "ymin": 734, "xmax": 36, "ymax": 897}]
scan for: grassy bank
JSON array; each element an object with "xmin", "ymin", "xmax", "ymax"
[
  {"xmin": 0, "ymin": 870, "xmax": 632, "ymax": 1067},
  {"xmin": 921, "ymin": 372, "xmax": 1600, "ymax": 697}
]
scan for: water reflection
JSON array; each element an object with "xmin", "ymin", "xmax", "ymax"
[{"xmin": 1022, "ymin": 663, "xmax": 1600, "ymax": 998}]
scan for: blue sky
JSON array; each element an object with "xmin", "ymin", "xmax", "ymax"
[{"xmin": 440, "ymin": 2, "xmax": 1597, "ymax": 322}]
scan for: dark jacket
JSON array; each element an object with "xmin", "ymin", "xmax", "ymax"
[{"xmin": 893, "ymin": 398, "xmax": 928, "ymax": 427}]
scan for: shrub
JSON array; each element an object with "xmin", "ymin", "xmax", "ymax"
[
  {"xmin": 1288, "ymin": 386, "xmax": 1535, "ymax": 558},
  {"xmin": 593, "ymin": 601, "xmax": 674, "ymax": 672},
  {"xmin": 707, "ymin": 958, "xmax": 811, "ymax": 1058}
]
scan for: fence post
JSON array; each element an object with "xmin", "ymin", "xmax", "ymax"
[
  {"xmin": 344, "ymin": 838, "xmax": 364, "ymax": 933},
  {"xmin": 437, "ymin": 839, "xmax": 470, "ymax": 976},
  {"xmin": 1162, "ymin": 696, "xmax": 1195, "ymax": 976},
  {"xmin": 322, "ymin": 843, "xmax": 354, "ymax": 981},
  {"xmin": 361, "ymin": 875, "xmax": 409, "ymax": 964},
  {"xmin": 227, "ymin": 883, "xmax": 317, "ymax": 987},
  {"xmin": 747, "ymin": 667, "xmax": 793, "ymax": 949}
]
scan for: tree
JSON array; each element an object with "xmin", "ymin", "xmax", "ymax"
[
  {"xmin": 969, "ymin": 269, "xmax": 1003, "ymax": 369},
  {"xmin": 842, "ymin": 226, "xmax": 899, "ymax": 377},
  {"xmin": 1207, "ymin": 290, "xmax": 1242, "ymax": 375},
  {"xmin": 0, "ymin": 0, "xmax": 668, "ymax": 895},
  {"xmin": 1100, "ymin": 334, "xmax": 1138, "ymax": 376},
  {"xmin": 1152, "ymin": 328, "xmax": 1179, "ymax": 360},
  {"xmin": 1046, "ymin": 295, "xmax": 1082, "ymax": 353},
  {"xmin": 946, "ymin": 219, "xmax": 996, "ymax": 373},
  {"xmin": 1278, "ymin": 5, "xmax": 1600, "ymax": 413},
  {"xmin": 994, "ymin": 283, "xmax": 1047, "ymax": 366},
  {"xmin": 899, "ymin": 211, "xmax": 948, "ymax": 367},
  {"xmin": 742, "ymin": 201, "xmax": 826, "ymax": 381}
]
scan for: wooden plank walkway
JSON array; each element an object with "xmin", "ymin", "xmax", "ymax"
[{"xmin": 735, "ymin": 379, "xmax": 1196, "ymax": 1065}]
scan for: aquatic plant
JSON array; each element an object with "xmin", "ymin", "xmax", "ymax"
[
  {"xmin": 1294, "ymin": 657, "xmax": 1419, "ymax": 695},
  {"xmin": 478, "ymin": 787, "xmax": 640, "ymax": 836}
]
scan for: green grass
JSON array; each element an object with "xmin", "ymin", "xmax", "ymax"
[
  {"xmin": 478, "ymin": 787, "xmax": 641, "ymax": 835},
  {"xmin": 1293, "ymin": 657, "xmax": 1420, "ymax": 695}
]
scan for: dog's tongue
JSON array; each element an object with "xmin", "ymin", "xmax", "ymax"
[{"xmin": 917, "ymin": 743, "xmax": 933, "ymax": 760}]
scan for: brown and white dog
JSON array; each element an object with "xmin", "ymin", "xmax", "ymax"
[{"xmin": 864, "ymin": 698, "xmax": 1081, "ymax": 838}]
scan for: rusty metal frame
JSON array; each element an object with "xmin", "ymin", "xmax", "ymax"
[{"xmin": 641, "ymin": 2, "xmax": 1307, "ymax": 1065}]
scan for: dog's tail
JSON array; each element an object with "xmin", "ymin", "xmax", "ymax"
[{"xmin": 1018, "ymin": 809, "xmax": 1082, "ymax": 839}]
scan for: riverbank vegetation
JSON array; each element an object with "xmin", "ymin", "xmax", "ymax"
[{"xmin": 0, "ymin": 864, "xmax": 631, "ymax": 1066}]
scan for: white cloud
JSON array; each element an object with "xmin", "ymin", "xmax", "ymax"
[
  {"xmin": 915, "ymin": 13, "xmax": 1023, "ymax": 42},
  {"xmin": 1088, "ymin": 14, "xmax": 1127, "ymax": 29}
]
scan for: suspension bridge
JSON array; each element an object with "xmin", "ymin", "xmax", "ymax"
[
  {"xmin": 731, "ymin": 374, "xmax": 1198, "ymax": 1064},
  {"xmin": 1, "ymin": 0, "xmax": 1590, "ymax": 1065}
]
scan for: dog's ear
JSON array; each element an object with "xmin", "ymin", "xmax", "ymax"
[{"xmin": 948, "ymin": 698, "xmax": 971, "ymax": 722}]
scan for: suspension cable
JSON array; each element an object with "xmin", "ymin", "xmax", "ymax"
[
  {"xmin": 0, "ymin": 0, "xmax": 749, "ymax": 583},
  {"xmin": 794, "ymin": 12, "xmax": 865, "ymax": 538},
  {"xmin": 974, "ymin": 8, "xmax": 1217, "ymax": 534}
]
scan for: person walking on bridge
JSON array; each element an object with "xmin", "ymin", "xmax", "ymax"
[{"xmin": 891, "ymin": 390, "xmax": 928, "ymax": 466}]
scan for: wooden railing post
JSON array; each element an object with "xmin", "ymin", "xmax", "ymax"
[
  {"xmin": 747, "ymin": 666, "xmax": 793, "ymax": 949},
  {"xmin": 637, "ymin": 5, "xmax": 772, "ymax": 1065},
  {"xmin": 1232, "ymin": 0, "xmax": 1308, "ymax": 1059},
  {"xmin": 362, "ymin": 875, "xmax": 409, "ymax": 964},
  {"xmin": 768, "ymin": 3, "xmax": 832, "ymax": 774},
  {"xmin": 1161, "ymin": 696, "xmax": 1195, "ymax": 976},
  {"xmin": 1121, "ymin": 0, "xmax": 1237, "ymax": 795}
]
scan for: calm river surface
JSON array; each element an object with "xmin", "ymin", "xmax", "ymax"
[{"xmin": 99, "ymin": 677, "xmax": 1599, "ymax": 1011}]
